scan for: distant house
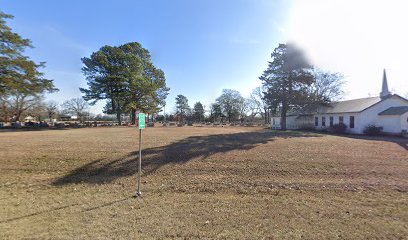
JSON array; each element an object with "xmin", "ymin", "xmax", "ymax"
[{"xmin": 272, "ymin": 70, "xmax": 408, "ymax": 134}]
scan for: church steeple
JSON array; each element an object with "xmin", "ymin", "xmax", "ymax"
[{"xmin": 380, "ymin": 69, "xmax": 391, "ymax": 99}]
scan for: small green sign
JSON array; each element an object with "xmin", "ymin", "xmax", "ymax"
[{"xmin": 139, "ymin": 113, "xmax": 146, "ymax": 129}]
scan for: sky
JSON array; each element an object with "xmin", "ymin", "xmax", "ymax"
[{"xmin": 2, "ymin": 0, "xmax": 408, "ymax": 114}]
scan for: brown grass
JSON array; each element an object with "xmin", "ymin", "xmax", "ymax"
[{"xmin": 0, "ymin": 126, "xmax": 407, "ymax": 239}]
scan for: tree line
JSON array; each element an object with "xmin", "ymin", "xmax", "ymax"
[
  {"xmin": 0, "ymin": 12, "xmax": 343, "ymax": 127},
  {"xmin": 171, "ymin": 45, "xmax": 344, "ymax": 126},
  {"xmin": 172, "ymin": 88, "xmax": 271, "ymax": 124}
]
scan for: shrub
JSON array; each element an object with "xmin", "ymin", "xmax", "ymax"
[
  {"xmin": 147, "ymin": 122, "xmax": 155, "ymax": 127},
  {"xmin": 187, "ymin": 121, "xmax": 193, "ymax": 126},
  {"xmin": 331, "ymin": 123, "xmax": 347, "ymax": 133},
  {"xmin": 363, "ymin": 125, "xmax": 383, "ymax": 136}
]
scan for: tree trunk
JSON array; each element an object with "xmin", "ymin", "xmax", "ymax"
[
  {"xmin": 281, "ymin": 100, "xmax": 287, "ymax": 131},
  {"xmin": 116, "ymin": 110, "xmax": 122, "ymax": 125},
  {"xmin": 131, "ymin": 109, "xmax": 136, "ymax": 125},
  {"xmin": 263, "ymin": 108, "xmax": 267, "ymax": 124},
  {"xmin": 16, "ymin": 110, "xmax": 23, "ymax": 122}
]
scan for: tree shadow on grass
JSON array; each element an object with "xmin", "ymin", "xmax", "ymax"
[
  {"xmin": 336, "ymin": 134, "xmax": 408, "ymax": 151},
  {"xmin": 0, "ymin": 127, "xmax": 70, "ymax": 132},
  {"xmin": 53, "ymin": 130, "xmax": 322, "ymax": 185},
  {"xmin": 294, "ymin": 129, "xmax": 408, "ymax": 151}
]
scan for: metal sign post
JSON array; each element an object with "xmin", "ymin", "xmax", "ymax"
[{"xmin": 136, "ymin": 113, "xmax": 145, "ymax": 197}]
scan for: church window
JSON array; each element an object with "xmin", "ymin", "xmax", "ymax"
[
  {"xmin": 322, "ymin": 117, "xmax": 326, "ymax": 127},
  {"xmin": 315, "ymin": 117, "xmax": 318, "ymax": 127},
  {"xmin": 339, "ymin": 116, "xmax": 344, "ymax": 124},
  {"xmin": 350, "ymin": 116, "xmax": 355, "ymax": 128},
  {"xmin": 329, "ymin": 116, "xmax": 334, "ymax": 127}
]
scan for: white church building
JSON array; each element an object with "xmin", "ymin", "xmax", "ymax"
[{"xmin": 271, "ymin": 70, "xmax": 408, "ymax": 135}]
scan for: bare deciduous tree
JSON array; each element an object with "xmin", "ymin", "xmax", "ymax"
[
  {"xmin": 308, "ymin": 69, "xmax": 345, "ymax": 103},
  {"xmin": 0, "ymin": 92, "xmax": 44, "ymax": 122},
  {"xmin": 237, "ymin": 97, "xmax": 248, "ymax": 122},
  {"xmin": 45, "ymin": 101, "xmax": 59, "ymax": 124},
  {"xmin": 61, "ymin": 98, "xmax": 89, "ymax": 122},
  {"xmin": 247, "ymin": 97, "xmax": 259, "ymax": 122},
  {"xmin": 249, "ymin": 86, "xmax": 270, "ymax": 123}
]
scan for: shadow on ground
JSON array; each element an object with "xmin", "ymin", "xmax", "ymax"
[
  {"xmin": 0, "ymin": 127, "xmax": 70, "ymax": 132},
  {"xmin": 333, "ymin": 133, "xmax": 408, "ymax": 151},
  {"xmin": 53, "ymin": 130, "xmax": 321, "ymax": 185}
]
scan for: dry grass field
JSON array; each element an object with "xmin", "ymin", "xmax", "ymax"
[{"xmin": 0, "ymin": 126, "xmax": 407, "ymax": 239}]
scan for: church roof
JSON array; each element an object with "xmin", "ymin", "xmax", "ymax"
[
  {"xmin": 280, "ymin": 95, "xmax": 408, "ymax": 117},
  {"xmin": 317, "ymin": 96, "xmax": 382, "ymax": 114},
  {"xmin": 378, "ymin": 106, "xmax": 408, "ymax": 115}
]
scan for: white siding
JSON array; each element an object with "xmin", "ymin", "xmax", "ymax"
[
  {"xmin": 286, "ymin": 116, "xmax": 298, "ymax": 129},
  {"xmin": 357, "ymin": 96, "xmax": 408, "ymax": 134},
  {"xmin": 272, "ymin": 96, "xmax": 408, "ymax": 134},
  {"xmin": 314, "ymin": 113, "xmax": 361, "ymax": 133},
  {"xmin": 271, "ymin": 116, "xmax": 314, "ymax": 130},
  {"xmin": 271, "ymin": 116, "xmax": 298, "ymax": 129},
  {"xmin": 271, "ymin": 117, "xmax": 280, "ymax": 129},
  {"xmin": 400, "ymin": 112, "xmax": 408, "ymax": 132},
  {"xmin": 315, "ymin": 96, "xmax": 408, "ymax": 134}
]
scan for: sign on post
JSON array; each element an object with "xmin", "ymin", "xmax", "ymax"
[
  {"xmin": 139, "ymin": 113, "xmax": 145, "ymax": 129},
  {"xmin": 136, "ymin": 112, "xmax": 145, "ymax": 197}
]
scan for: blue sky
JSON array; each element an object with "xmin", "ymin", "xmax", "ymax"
[
  {"xmin": 3, "ymin": 0, "xmax": 290, "ymax": 114},
  {"xmin": 3, "ymin": 0, "xmax": 408, "ymax": 114}
]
